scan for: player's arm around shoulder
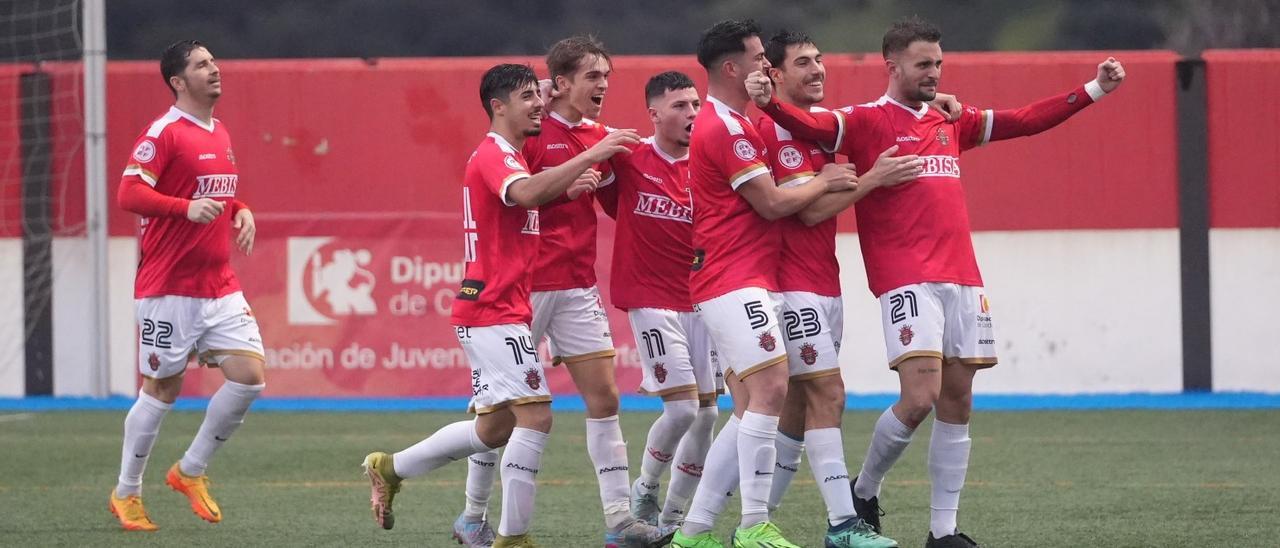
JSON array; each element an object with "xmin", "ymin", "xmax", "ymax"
[
  {"xmin": 507, "ymin": 129, "xmax": 640, "ymax": 207},
  {"xmin": 739, "ymin": 161, "xmax": 857, "ymax": 221},
  {"xmin": 796, "ymin": 147, "xmax": 924, "ymax": 226}
]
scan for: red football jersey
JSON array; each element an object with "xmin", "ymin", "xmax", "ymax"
[
  {"xmin": 688, "ymin": 96, "xmax": 779, "ymax": 303},
  {"xmin": 761, "ymin": 83, "xmax": 1102, "ymax": 297},
  {"xmin": 521, "ymin": 112, "xmax": 613, "ymax": 292},
  {"xmin": 757, "ymin": 108, "xmax": 840, "ymax": 297},
  {"xmin": 121, "ymin": 106, "xmax": 241, "ymax": 299},
  {"xmin": 609, "ymin": 139, "xmax": 694, "ymax": 311},
  {"xmin": 827, "ymin": 96, "xmax": 989, "ymax": 296},
  {"xmin": 450, "ymin": 132, "xmax": 541, "ymax": 327}
]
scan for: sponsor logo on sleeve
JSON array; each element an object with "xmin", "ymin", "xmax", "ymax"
[{"xmin": 457, "ymin": 279, "xmax": 486, "ymax": 301}]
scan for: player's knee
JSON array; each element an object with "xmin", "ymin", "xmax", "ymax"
[
  {"xmin": 662, "ymin": 398, "xmax": 699, "ymax": 430},
  {"xmin": 585, "ymin": 387, "xmax": 620, "ymax": 417},
  {"xmin": 514, "ymin": 404, "xmax": 553, "ymax": 433},
  {"xmin": 936, "ymin": 391, "xmax": 972, "ymax": 424},
  {"xmin": 143, "ymin": 375, "xmax": 183, "ymax": 403},
  {"xmin": 897, "ymin": 392, "xmax": 938, "ymax": 427}
]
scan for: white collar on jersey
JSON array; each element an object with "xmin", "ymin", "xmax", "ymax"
[
  {"xmin": 548, "ymin": 110, "xmax": 594, "ymax": 128},
  {"xmin": 706, "ymin": 94, "xmax": 748, "ymax": 118},
  {"xmin": 880, "ymin": 95, "xmax": 930, "ymax": 120},
  {"xmin": 487, "ymin": 131, "xmax": 519, "ymax": 154},
  {"xmin": 643, "ymin": 136, "xmax": 689, "ymax": 164},
  {"xmin": 169, "ymin": 105, "xmax": 217, "ymax": 132}
]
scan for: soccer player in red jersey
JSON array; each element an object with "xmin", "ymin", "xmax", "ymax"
[
  {"xmin": 600, "ymin": 71, "xmax": 723, "ymax": 529},
  {"xmin": 670, "ymin": 20, "xmax": 860, "ymax": 548},
  {"xmin": 361, "ymin": 64, "xmax": 634, "ymax": 548},
  {"xmin": 110, "ymin": 40, "xmax": 265, "ymax": 532},
  {"xmin": 446, "ymin": 36, "xmax": 673, "ymax": 547},
  {"xmin": 751, "ymin": 17, "xmax": 1126, "ymax": 548},
  {"xmin": 755, "ymin": 30, "xmax": 924, "ymax": 548}
]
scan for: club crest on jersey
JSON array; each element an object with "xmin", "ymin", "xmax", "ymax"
[
  {"xmin": 778, "ymin": 145, "xmax": 804, "ymax": 169},
  {"xmin": 898, "ymin": 325, "xmax": 915, "ymax": 346},
  {"xmin": 226, "ymin": 147, "xmax": 236, "ymax": 164},
  {"xmin": 653, "ymin": 362, "xmax": 668, "ymax": 383},
  {"xmin": 504, "ymin": 155, "xmax": 523, "ymax": 171},
  {"xmin": 523, "ymin": 367, "xmax": 542, "ymax": 390},
  {"xmin": 936, "ymin": 128, "xmax": 950, "ymax": 146},
  {"xmin": 733, "ymin": 138, "xmax": 757, "ymax": 161},
  {"xmin": 799, "ymin": 343, "xmax": 818, "ymax": 366},
  {"xmin": 132, "ymin": 141, "xmax": 156, "ymax": 163},
  {"xmin": 147, "ymin": 352, "xmax": 160, "ymax": 372},
  {"xmin": 758, "ymin": 331, "xmax": 777, "ymax": 352}
]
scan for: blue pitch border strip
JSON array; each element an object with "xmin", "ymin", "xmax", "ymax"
[{"xmin": 3, "ymin": 392, "xmax": 1280, "ymax": 413}]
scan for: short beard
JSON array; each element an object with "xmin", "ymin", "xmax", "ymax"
[
  {"xmin": 676, "ymin": 137, "xmax": 690, "ymax": 147},
  {"xmin": 523, "ymin": 127, "xmax": 542, "ymax": 137},
  {"xmin": 911, "ymin": 87, "xmax": 937, "ymax": 103}
]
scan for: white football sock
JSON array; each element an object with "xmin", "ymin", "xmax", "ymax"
[
  {"xmin": 392, "ymin": 419, "xmax": 494, "ymax": 479},
  {"xmin": 178, "ymin": 381, "xmax": 264, "ymax": 477},
  {"xmin": 463, "ymin": 448, "xmax": 499, "ymax": 521},
  {"xmin": 737, "ymin": 411, "xmax": 779, "ymax": 529},
  {"xmin": 806, "ymin": 427, "xmax": 856, "ymax": 525},
  {"xmin": 498, "ymin": 427, "xmax": 547, "ymax": 537},
  {"xmin": 929, "ymin": 419, "xmax": 971, "ymax": 538},
  {"xmin": 638, "ymin": 399, "xmax": 699, "ymax": 494},
  {"xmin": 662, "ymin": 405, "xmax": 718, "ymax": 526},
  {"xmin": 586, "ymin": 415, "xmax": 632, "ymax": 529},
  {"xmin": 854, "ymin": 407, "xmax": 916, "ymax": 500},
  {"xmin": 766, "ymin": 431, "xmax": 804, "ymax": 513},
  {"xmin": 116, "ymin": 390, "xmax": 172, "ymax": 497},
  {"xmin": 681, "ymin": 414, "xmax": 739, "ymax": 536}
]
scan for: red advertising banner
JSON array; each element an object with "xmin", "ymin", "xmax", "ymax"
[{"xmin": 176, "ymin": 214, "xmax": 644, "ymax": 398}]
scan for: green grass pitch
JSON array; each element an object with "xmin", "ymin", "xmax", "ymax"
[{"xmin": 2, "ymin": 409, "xmax": 1277, "ymax": 546}]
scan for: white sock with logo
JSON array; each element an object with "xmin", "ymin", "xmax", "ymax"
[
  {"xmin": 854, "ymin": 407, "xmax": 916, "ymax": 500},
  {"xmin": 929, "ymin": 419, "xmax": 971, "ymax": 538},
  {"xmin": 737, "ymin": 411, "xmax": 780, "ymax": 529},
  {"xmin": 766, "ymin": 431, "xmax": 804, "ymax": 513},
  {"xmin": 807, "ymin": 427, "xmax": 856, "ymax": 525},
  {"xmin": 638, "ymin": 399, "xmax": 699, "ymax": 495},
  {"xmin": 662, "ymin": 405, "xmax": 718, "ymax": 527},
  {"xmin": 463, "ymin": 448, "xmax": 499, "ymax": 521},
  {"xmin": 498, "ymin": 427, "xmax": 547, "ymax": 537},
  {"xmin": 586, "ymin": 415, "xmax": 632, "ymax": 529},
  {"xmin": 179, "ymin": 380, "xmax": 264, "ymax": 477},
  {"xmin": 392, "ymin": 419, "xmax": 494, "ymax": 479},
  {"xmin": 681, "ymin": 414, "xmax": 739, "ymax": 536},
  {"xmin": 116, "ymin": 390, "xmax": 172, "ymax": 497}
]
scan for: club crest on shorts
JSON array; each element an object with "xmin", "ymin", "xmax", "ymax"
[
  {"xmin": 758, "ymin": 331, "xmax": 777, "ymax": 352},
  {"xmin": 523, "ymin": 367, "xmax": 542, "ymax": 390},
  {"xmin": 898, "ymin": 325, "xmax": 915, "ymax": 346},
  {"xmin": 799, "ymin": 342, "xmax": 818, "ymax": 365},
  {"xmin": 936, "ymin": 127, "xmax": 949, "ymax": 146},
  {"xmin": 147, "ymin": 352, "xmax": 161, "ymax": 371},
  {"xmin": 653, "ymin": 362, "xmax": 668, "ymax": 383}
]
